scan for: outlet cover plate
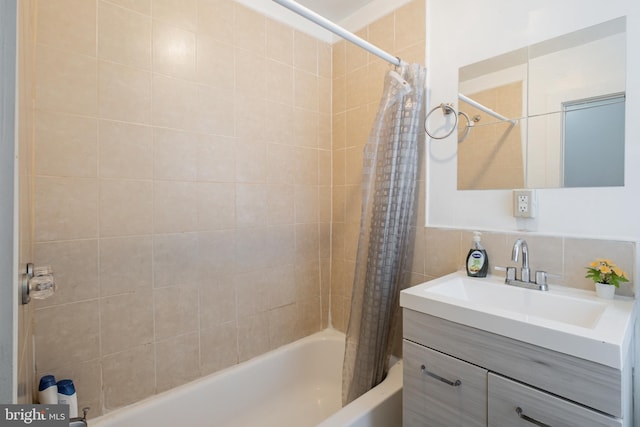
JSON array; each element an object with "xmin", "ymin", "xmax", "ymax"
[{"xmin": 513, "ymin": 189, "xmax": 536, "ymax": 218}]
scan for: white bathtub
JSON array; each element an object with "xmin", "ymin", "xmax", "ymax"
[{"xmin": 91, "ymin": 329, "xmax": 402, "ymax": 427}]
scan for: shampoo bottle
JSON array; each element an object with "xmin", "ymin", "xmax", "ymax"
[
  {"xmin": 57, "ymin": 379, "xmax": 78, "ymax": 418},
  {"xmin": 38, "ymin": 375, "xmax": 58, "ymax": 405},
  {"xmin": 466, "ymin": 231, "xmax": 488, "ymax": 277}
]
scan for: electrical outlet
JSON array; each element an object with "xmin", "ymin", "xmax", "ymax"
[{"xmin": 513, "ymin": 190, "xmax": 536, "ymax": 218}]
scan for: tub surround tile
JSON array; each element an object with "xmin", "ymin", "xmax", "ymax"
[
  {"xmin": 36, "ymin": 0, "xmax": 96, "ymax": 56},
  {"xmin": 98, "ymin": 1, "xmax": 151, "ymax": 70},
  {"xmin": 200, "ymin": 322, "xmax": 238, "ymax": 375},
  {"xmin": 34, "ymin": 177, "xmax": 98, "ymax": 242},
  {"xmin": 196, "ymin": 0, "xmax": 234, "ymax": 45},
  {"xmin": 155, "ymin": 333, "xmax": 200, "ymax": 392},
  {"xmin": 98, "ymin": 120, "xmax": 154, "ymax": 179},
  {"xmin": 152, "ymin": 0, "xmax": 197, "ymax": 32},
  {"xmin": 99, "ymin": 236, "xmax": 153, "ymax": 296},
  {"xmin": 199, "ymin": 278, "xmax": 236, "ymax": 328},
  {"xmin": 98, "ymin": 61, "xmax": 152, "ymax": 124},
  {"xmin": 104, "ymin": 0, "xmax": 151, "ymax": 15},
  {"xmin": 153, "ymin": 128, "xmax": 198, "ymax": 181},
  {"xmin": 34, "ymin": 111, "xmax": 98, "ymax": 178},
  {"xmin": 268, "ymin": 304, "xmax": 298, "ymax": 349},
  {"xmin": 154, "ymin": 284, "xmax": 199, "ymax": 340},
  {"xmin": 152, "ymin": 20, "xmax": 197, "ymax": 80},
  {"xmin": 237, "ymin": 313, "xmax": 270, "ymax": 363},
  {"xmin": 102, "ymin": 344, "xmax": 156, "ymax": 410},
  {"xmin": 34, "ymin": 239, "xmax": 100, "ymax": 307},
  {"xmin": 196, "ymin": 135, "xmax": 236, "ymax": 182},
  {"xmin": 35, "ymin": 45, "xmax": 98, "ymax": 116},
  {"xmin": 101, "ymin": 289, "xmax": 154, "ymax": 355},
  {"xmin": 34, "ymin": 301, "xmax": 100, "ymax": 372},
  {"xmin": 99, "ymin": 179, "xmax": 153, "ymax": 237},
  {"xmin": 153, "ymin": 233, "xmax": 199, "ymax": 288}
]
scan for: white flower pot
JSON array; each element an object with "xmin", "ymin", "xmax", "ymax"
[{"xmin": 595, "ymin": 282, "xmax": 615, "ymax": 299}]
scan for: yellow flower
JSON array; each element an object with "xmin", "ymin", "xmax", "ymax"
[
  {"xmin": 613, "ymin": 266, "xmax": 627, "ymax": 278},
  {"xmin": 590, "ymin": 261, "xmax": 599, "ymax": 268},
  {"xmin": 599, "ymin": 265, "xmax": 611, "ymax": 274}
]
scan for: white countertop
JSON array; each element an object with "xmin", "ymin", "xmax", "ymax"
[{"xmin": 400, "ymin": 271, "xmax": 636, "ymax": 369}]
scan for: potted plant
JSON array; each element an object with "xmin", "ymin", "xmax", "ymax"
[{"xmin": 585, "ymin": 258, "xmax": 629, "ymax": 299}]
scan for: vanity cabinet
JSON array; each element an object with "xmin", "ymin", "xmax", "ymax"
[
  {"xmin": 403, "ymin": 340, "xmax": 487, "ymax": 427},
  {"xmin": 403, "ymin": 309, "xmax": 631, "ymax": 427}
]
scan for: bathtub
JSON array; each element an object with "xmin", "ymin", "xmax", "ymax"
[{"xmin": 91, "ymin": 329, "xmax": 402, "ymax": 427}]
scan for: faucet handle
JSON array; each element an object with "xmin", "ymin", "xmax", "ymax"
[
  {"xmin": 494, "ymin": 266, "xmax": 516, "ymax": 282},
  {"xmin": 535, "ymin": 271, "xmax": 547, "ymax": 286}
]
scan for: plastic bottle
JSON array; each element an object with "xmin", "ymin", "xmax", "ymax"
[
  {"xmin": 57, "ymin": 379, "xmax": 78, "ymax": 418},
  {"xmin": 38, "ymin": 375, "xmax": 58, "ymax": 404},
  {"xmin": 466, "ymin": 231, "xmax": 489, "ymax": 277}
]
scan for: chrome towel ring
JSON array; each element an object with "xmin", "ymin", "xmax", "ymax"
[
  {"xmin": 424, "ymin": 103, "xmax": 477, "ymax": 141},
  {"xmin": 424, "ymin": 103, "xmax": 458, "ymax": 140}
]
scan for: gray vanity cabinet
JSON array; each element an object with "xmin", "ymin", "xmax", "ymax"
[
  {"xmin": 488, "ymin": 373, "xmax": 621, "ymax": 426},
  {"xmin": 403, "ymin": 309, "xmax": 630, "ymax": 427},
  {"xmin": 403, "ymin": 340, "xmax": 487, "ymax": 427}
]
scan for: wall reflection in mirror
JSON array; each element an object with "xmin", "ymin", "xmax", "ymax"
[{"xmin": 457, "ymin": 17, "xmax": 626, "ymax": 190}]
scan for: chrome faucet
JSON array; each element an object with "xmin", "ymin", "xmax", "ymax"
[
  {"xmin": 512, "ymin": 239, "xmax": 530, "ymax": 283},
  {"xmin": 496, "ymin": 239, "xmax": 548, "ymax": 291}
]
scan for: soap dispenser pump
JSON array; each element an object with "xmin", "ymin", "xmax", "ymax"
[{"xmin": 466, "ymin": 231, "xmax": 488, "ymax": 277}]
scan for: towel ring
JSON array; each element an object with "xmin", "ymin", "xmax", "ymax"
[{"xmin": 424, "ymin": 103, "xmax": 458, "ymax": 140}]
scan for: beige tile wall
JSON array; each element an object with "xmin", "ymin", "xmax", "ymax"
[
  {"xmin": 17, "ymin": 0, "xmax": 36, "ymax": 405},
  {"xmin": 32, "ymin": 0, "xmax": 331, "ymax": 416}
]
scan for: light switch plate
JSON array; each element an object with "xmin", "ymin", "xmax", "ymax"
[{"xmin": 513, "ymin": 189, "xmax": 536, "ymax": 218}]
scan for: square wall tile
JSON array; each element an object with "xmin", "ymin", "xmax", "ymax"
[
  {"xmin": 35, "ymin": 301, "xmax": 100, "ymax": 371},
  {"xmin": 100, "ymin": 288, "xmax": 154, "ymax": 355},
  {"xmin": 34, "ymin": 239, "xmax": 99, "ymax": 307},
  {"xmin": 34, "ymin": 177, "xmax": 98, "ymax": 242},
  {"xmin": 100, "ymin": 236, "xmax": 153, "ymax": 296},
  {"xmin": 98, "ymin": 1, "xmax": 151, "ymax": 69},
  {"xmin": 36, "ymin": 45, "xmax": 98, "ymax": 116},
  {"xmin": 153, "ymin": 233, "xmax": 199, "ymax": 288},
  {"xmin": 98, "ymin": 120, "xmax": 153, "ymax": 179},
  {"xmin": 153, "ymin": 128, "xmax": 198, "ymax": 181},
  {"xmin": 99, "ymin": 179, "xmax": 153, "ymax": 237},
  {"xmin": 155, "ymin": 333, "xmax": 200, "ymax": 392},
  {"xmin": 35, "ymin": 111, "xmax": 98, "ymax": 178},
  {"xmin": 98, "ymin": 61, "xmax": 152, "ymax": 124},
  {"xmin": 36, "ymin": 0, "xmax": 96, "ymax": 56},
  {"xmin": 153, "ymin": 284, "xmax": 199, "ymax": 340},
  {"xmin": 102, "ymin": 344, "xmax": 155, "ymax": 410},
  {"xmin": 152, "ymin": 20, "xmax": 196, "ymax": 79},
  {"xmin": 200, "ymin": 322, "xmax": 238, "ymax": 375}
]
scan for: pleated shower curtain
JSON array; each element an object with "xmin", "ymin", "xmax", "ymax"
[{"xmin": 342, "ymin": 63, "xmax": 426, "ymax": 405}]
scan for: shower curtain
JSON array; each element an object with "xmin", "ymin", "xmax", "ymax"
[{"xmin": 342, "ymin": 63, "xmax": 426, "ymax": 405}]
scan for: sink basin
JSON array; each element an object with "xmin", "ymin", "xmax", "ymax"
[
  {"xmin": 400, "ymin": 271, "xmax": 635, "ymax": 368},
  {"xmin": 424, "ymin": 276, "xmax": 606, "ymax": 329}
]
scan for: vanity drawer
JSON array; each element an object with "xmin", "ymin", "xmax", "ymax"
[
  {"xmin": 403, "ymin": 339, "xmax": 487, "ymax": 427},
  {"xmin": 488, "ymin": 373, "xmax": 621, "ymax": 426},
  {"xmin": 403, "ymin": 309, "xmax": 624, "ymax": 417}
]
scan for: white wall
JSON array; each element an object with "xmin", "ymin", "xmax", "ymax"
[{"xmin": 426, "ymin": 0, "xmax": 640, "ymax": 240}]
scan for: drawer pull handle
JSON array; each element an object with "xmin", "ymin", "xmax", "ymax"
[
  {"xmin": 516, "ymin": 407, "xmax": 552, "ymax": 427},
  {"xmin": 420, "ymin": 365, "xmax": 461, "ymax": 387}
]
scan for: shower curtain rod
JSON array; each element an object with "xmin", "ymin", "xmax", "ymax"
[
  {"xmin": 458, "ymin": 93, "xmax": 516, "ymax": 124},
  {"xmin": 272, "ymin": 0, "xmax": 403, "ymax": 67}
]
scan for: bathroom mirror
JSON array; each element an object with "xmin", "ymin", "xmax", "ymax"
[{"xmin": 457, "ymin": 17, "xmax": 626, "ymax": 190}]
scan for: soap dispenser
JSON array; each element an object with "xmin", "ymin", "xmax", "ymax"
[{"xmin": 466, "ymin": 231, "xmax": 488, "ymax": 277}]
